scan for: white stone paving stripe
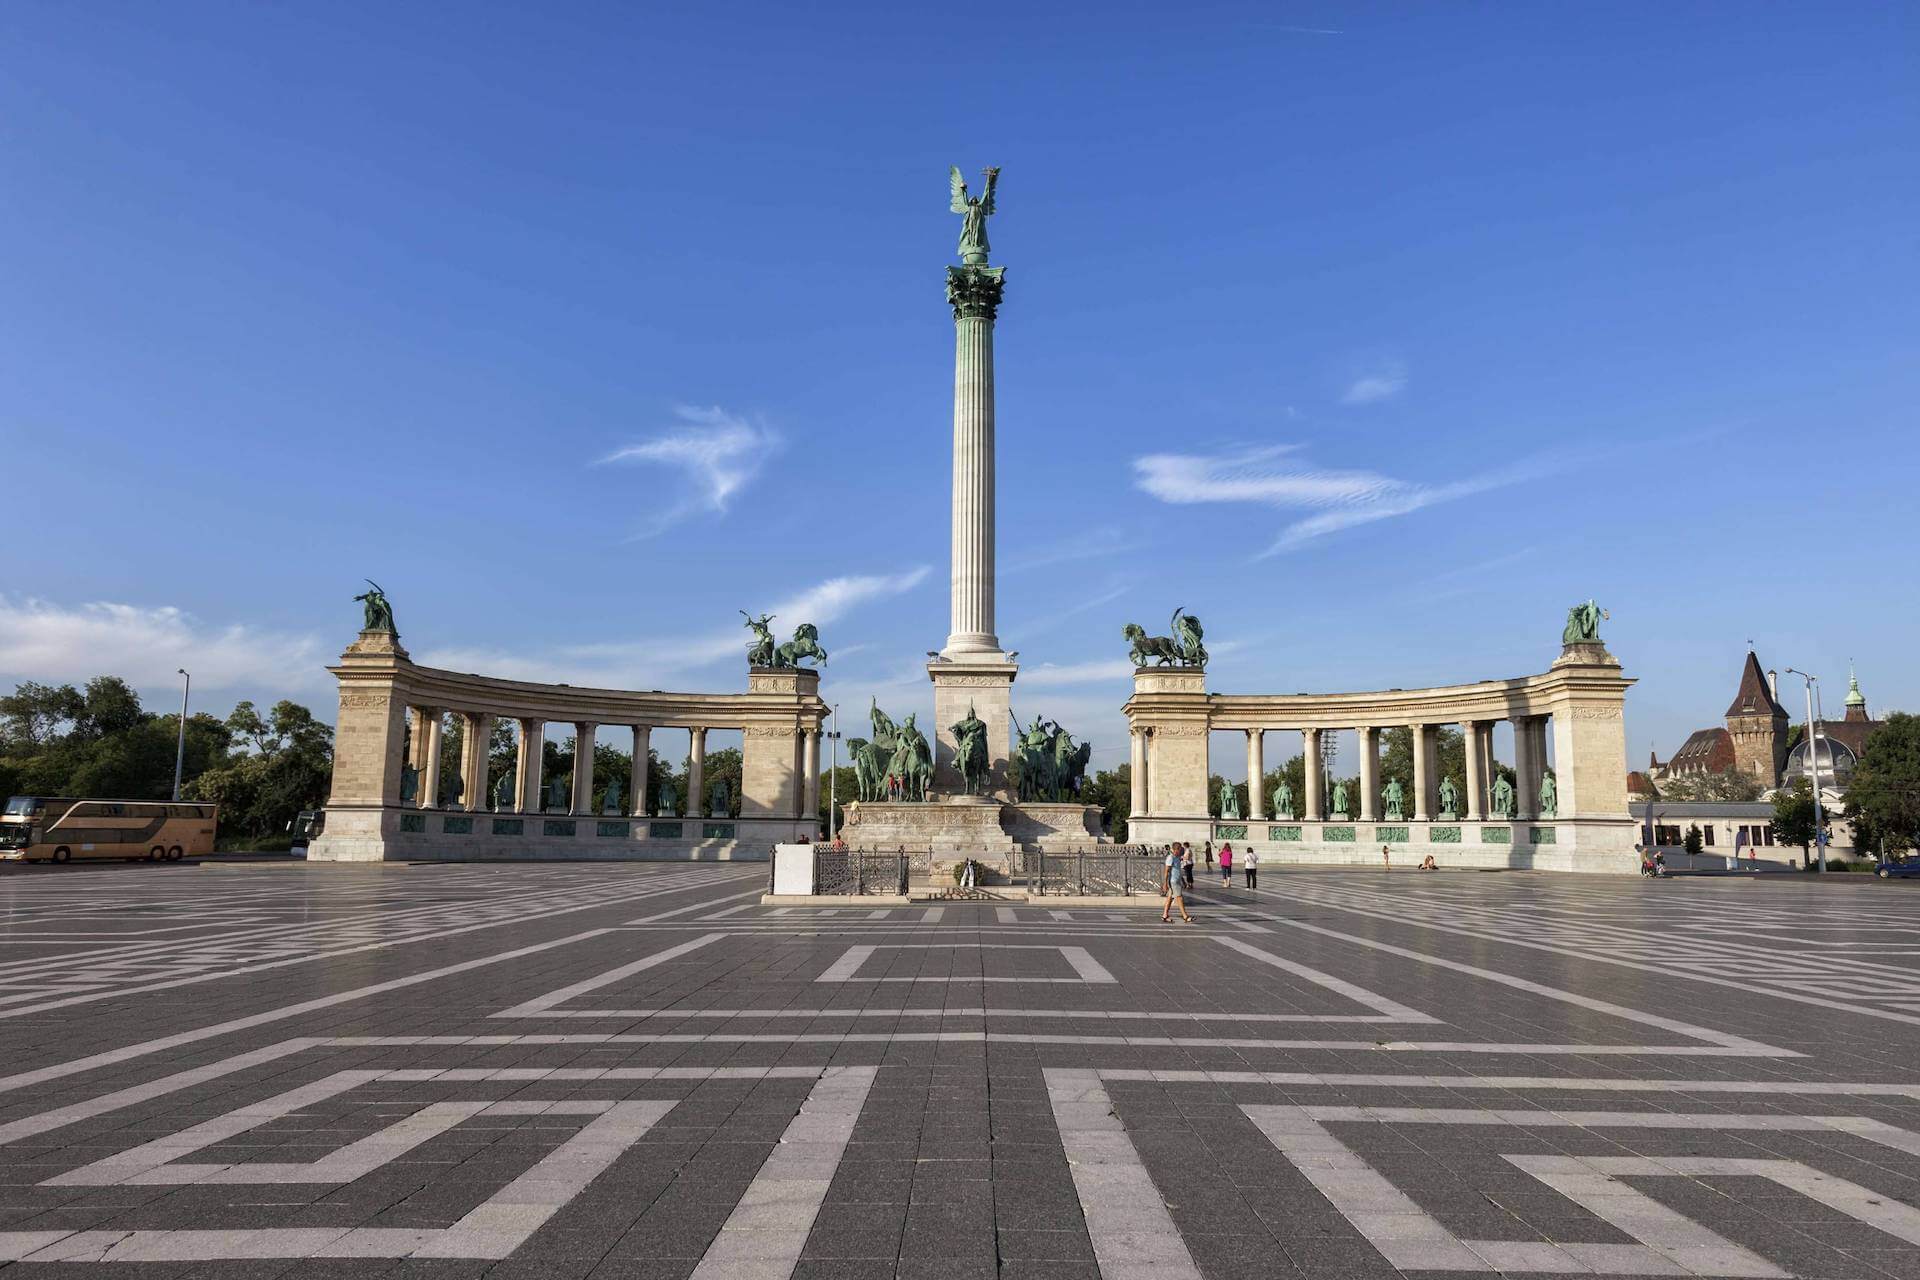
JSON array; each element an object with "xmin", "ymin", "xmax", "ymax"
[
  {"xmin": 1212, "ymin": 936, "xmax": 1441, "ymax": 1022},
  {"xmin": 490, "ymin": 934, "xmax": 725, "ymax": 1017},
  {"xmin": 1047, "ymin": 1067, "xmax": 1202, "ymax": 1280},
  {"xmin": 0, "ymin": 880, "xmax": 762, "ymax": 1099},
  {"xmin": 1257, "ymin": 914, "xmax": 1794, "ymax": 1056},
  {"xmin": 688, "ymin": 1066, "xmax": 877, "ymax": 1280}
]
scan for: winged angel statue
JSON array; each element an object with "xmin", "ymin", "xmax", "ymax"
[{"xmin": 950, "ymin": 165, "xmax": 1000, "ymax": 265}]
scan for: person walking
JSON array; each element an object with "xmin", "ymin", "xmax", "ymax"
[
  {"xmin": 1204, "ymin": 842, "xmax": 1214, "ymax": 871},
  {"xmin": 1162, "ymin": 844, "xmax": 1193, "ymax": 923},
  {"xmin": 1182, "ymin": 844, "xmax": 1195, "ymax": 892},
  {"xmin": 1219, "ymin": 841, "xmax": 1233, "ymax": 887},
  {"xmin": 1244, "ymin": 846, "xmax": 1258, "ymax": 890},
  {"xmin": 1381, "ymin": 843, "xmax": 1391, "ymax": 871}
]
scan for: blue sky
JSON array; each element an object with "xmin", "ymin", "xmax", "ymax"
[{"xmin": 2, "ymin": 2, "xmax": 1914, "ymax": 774}]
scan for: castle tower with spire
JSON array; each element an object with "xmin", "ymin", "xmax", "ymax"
[{"xmin": 1725, "ymin": 649, "xmax": 1789, "ymax": 786}]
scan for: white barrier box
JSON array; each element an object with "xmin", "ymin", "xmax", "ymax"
[{"xmin": 771, "ymin": 843, "xmax": 816, "ymax": 896}]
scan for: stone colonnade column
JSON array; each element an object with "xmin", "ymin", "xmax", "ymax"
[
  {"xmin": 571, "ymin": 722, "xmax": 597, "ymax": 816},
  {"xmin": 1412, "ymin": 723, "xmax": 1432, "ymax": 821},
  {"xmin": 688, "ymin": 728, "xmax": 707, "ymax": 819},
  {"xmin": 1534, "ymin": 717, "xmax": 1553, "ymax": 810},
  {"xmin": 629, "ymin": 726, "xmax": 650, "ymax": 819},
  {"xmin": 944, "ymin": 264, "xmax": 1005, "ymax": 654},
  {"xmin": 408, "ymin": 709, "xmax": 432, "ymax": 806},
  {"xmin": 1464, "ymin": 720, "xmax": 1488, "ymax": 820},
  {"xmin": 802, "ymin": 728, "xmax": 821, "ymax": 831},
  {"xmin": 1129, "ymin": 729, "xmax": 1148, "ymax": 818},
  {"xmin": 422, "ymin": 710, "xmax": 444, "ymax": 808},
  {"xmin": 1514, "ymin": 716, "xmax": 1539, "ymax": 819},
  {"xmin": 460, "ymin": 712, "xmax": 493, "ymax": 812},
  {"xmin": 1357, "ymin": 726, "xmax": 1380, "ymax": 822},
  {"xmin": 516, "ymin": 719, "xmax": 544, "ymax": 814},
  {"xmin": 1245, "ymin": 730, "xmax": 1265, "ymax": 821},
  {"xmin": 1302, "ymin": 728, "xmax": 1323, "ymax": 821}
]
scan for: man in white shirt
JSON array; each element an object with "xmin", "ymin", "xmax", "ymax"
[{"xmin": 1161, "ymin": 843, "xmax": 1193, "ymax": 923}]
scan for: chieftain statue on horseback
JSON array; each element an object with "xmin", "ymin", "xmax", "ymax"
[
  {"xmin": 848, "ymin": 700, "xmax": 932, "ymax": 803},
  {"xmin": 1013, "ymin": 714, "xmax": 1092, "ymax": 803}
]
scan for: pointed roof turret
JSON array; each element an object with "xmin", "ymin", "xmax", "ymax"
[
  {"xmin": 1844, "ymin": 663, "xmax": 1869, "ymax": 721},
  {"xmin": 1726, "ymin": 650, "xmax": 1788, "ymax": 719}
]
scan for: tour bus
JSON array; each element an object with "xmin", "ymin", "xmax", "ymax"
[{"xmin": 0, "ymin": 797, "xmax": 218, "ymax": 863}]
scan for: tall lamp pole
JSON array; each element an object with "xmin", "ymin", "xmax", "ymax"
[
  {"xmin": 827, "ymin": 704, "xmax": 840, "ymax": 841},
  {"xmin": 170, "ymin": 668, "xmax": 191, "ymax": 801},
  {"xmin": 1783, "ymin": 668, "xmax": 1826, "ymax": 873}
]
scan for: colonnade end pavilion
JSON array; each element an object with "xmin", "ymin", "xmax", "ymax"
[{"xmin": 310, "ymin": 165, "xmax": 1637, "ymax": 872}]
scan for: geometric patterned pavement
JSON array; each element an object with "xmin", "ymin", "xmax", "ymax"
[{"xmin": 2, "ymin": 863, "xmax": 1919, "ymax": 1278}]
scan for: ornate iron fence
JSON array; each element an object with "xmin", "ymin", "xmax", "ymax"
[
  {"xmin": 1027, "ymin": 848, "xmax": 1163, "ymax": 896},
  {"xmin": 812, "ymin": 850, "xmax": 910, "ymax": 896}
]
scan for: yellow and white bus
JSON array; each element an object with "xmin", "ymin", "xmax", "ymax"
[{"xmin": 0, "ymin": 797, "xmax": 218, "ymax": 863}]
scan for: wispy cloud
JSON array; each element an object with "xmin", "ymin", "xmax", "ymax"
[
  {"xmin": 597, "ymin": 405, "xmax": 780, "ymax": 537},
  {"xmin": 1020, "ymin": 658, "xmax": 1138, "ymax": 688},
  {"xmin": 0, "ymin": 597, "xmax": 323, "ymax": 693},
  {"xmin": 1002, "ymin": 526, "xmax": 1142, "ymax": 574},
  {"xmin": 1134, "ymin": 444, "xmax": 1555, "ymax": 556},
  {"xmin": 417, "ymin": 567, "xmax": 930, "ymax": 690},
  {"xmin": 1340, "ymin": 359, "xmax": 1408, "ymax": 406}
]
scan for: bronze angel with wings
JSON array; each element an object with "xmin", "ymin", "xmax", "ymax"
[{"xmin": 950, "ymin": 165, "xmax": 1000, "ymax": 265}]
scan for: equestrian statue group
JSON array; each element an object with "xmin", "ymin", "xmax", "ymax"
[
  {"xmin": 1123, "ymin": 607, "xmax": 1207, "ymax": 668},
  {"xmin": 1013, "ymin": 715, "xmax": 1092, "ymax": 804},
  {"xmin": 741, "ymin": 611, "xmax": 828, "ymax": 669},
  {"xmin": 848, "ymin": 701, "xmax": 934, "ymax": 803}
]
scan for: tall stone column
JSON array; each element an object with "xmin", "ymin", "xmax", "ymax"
[
  {"xmin": 629, "ymin": 725, "xmax": 650, "ymax": 819},
  {"xmin": 422, "ymin": 711, "xmax": 444, "ymax": 809},
  {"xmin": 1412, "ymin": 723, "xmax": 1432, "ymax": 821},
  {"xmin": 516, "ymin": 719, "xmax": 544, "ymax": 814},
  {"xmin": 1302, "ymin": 728, "xmax": 1323, "ymax": 821},
  {"xmin": 1464, "ymin": 721, "xmax": 1487, "ymax": 821},
  {"xmin": 461, "ymin": 713, "xmax": 493, "ymax": 812},
  {"xmin": 1357, "ymin": 726, "xmax": 1379, "ymax": 822},
  {"xmin": 931, "ymin": 259, "xmax": 1018, "ymax": 795},
  {"xmin": 945, "ymin": 265, "xmax": 1005, "ymax": 656},
  {"xmin": 1245, "ymin": 729, "xmax": 1265, "ymax": 821},
  {"xmin": 408, "ymin": 708, "xmax": 433, "ymax": 806},
  {"xmin": 688, "ymin": 728, "xmax": 707, "ymax": 819},
  {"xmin": 1515, "ymin": 717, "xmax": 1539, "ymax": 819},
  {"xmin": 802, "ymin": 728, "xmax": 821, "ymax": 832},
  {"xmin": 1129, "ymin": 729, "xmax": 1148, "ymax": 817},
  {"xmin": 572, "ymin": 722, "xmax": 597, "ymax": 816}
]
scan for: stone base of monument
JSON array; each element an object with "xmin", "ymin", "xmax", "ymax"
[
  {"xmin": 839, "ymin": 797, "xmax": 1107, "ymax": 855},
  {"xmin": 839, "ymin": 796, "xmax": 1016, "ymax": 857},
  {"xmin": 1129, "ymin": 814, "xmax": 1639, "ymax": 874},
  {"xmin": 307, "ymin": 804, "xmax": 798, "ymax": 863}
]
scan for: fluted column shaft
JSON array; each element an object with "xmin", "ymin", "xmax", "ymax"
[
  {"xmin": 802, "ymin": 729, "xmax": 821, "ymax": 829},
  {"xmin": 1128, "ymin": 730, "xmax": 1147, "ymax": 817},
  {"xmin": 572, "ymin": 723, "xmax": 597, "ymax": 815},
  {"xmin": 516, "ymin": 719, "xmax": 544, "ymax": 814},
  {"xmin": 1357, "ymin": 726, "xmax": 1380, "ymax": 822},
  {"xmin": 422, "ymin": 711, "xmax": 444, "ymax": 809},
  {"xmin": 629, "ymin": 726, "xmax": 650, "ymax": 818},
  {"xmin": 947, "ymin": 310, "xmax": 999, "ymax": 653},
  {"xmin": 1302, "ymin": 728, "xmax": 1323, "ymax": 821},
  {"xmin": 1464, "ymin": 721, "xmax": 1487, "ymax": 821},
  {"xmin": 1246, "ymin": 730, "xmax": 1265, "ymax": 820},
  {"xmin": 461, "ymin": 713, "xmax": 493, "ymax": 812},
  {"xmin": 1515, "ymin": 717, "xmax": 1539, "ymax": 819},
  {"xmin": 688, "ymin": 728, "xmax": 707, "ymax": 819},
  {"xmin": 1412, "ymin": 723, "xmax": 1432, "ymax": 821}
]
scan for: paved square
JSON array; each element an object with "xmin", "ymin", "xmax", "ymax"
[{"xmin": 2, "ymin": 863, "xmax": 1919, "ymax": 1278}]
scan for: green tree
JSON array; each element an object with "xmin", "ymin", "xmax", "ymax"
[
  {"xmin": 1844, "ymin": 712, "xmax": 1920, "ymax": 854},
  {"xmin": 186, "ymin": 700, "xmax": 329, "ymax": 842},
  {"xmin": 1771, "ymin": 778, "xmax": 1821, "ymax": 867},
  {"xmin": 0, "ymin": 681, "xmax": 84, "ymax": 751},
  {"xmin": 818, "ymin": 764, "xmax": 859, "ymax": 837},
  {"xmin": 1661, "ymin": 768, "xmax": 1764, "ymax": 802},
  {"xmin": 1080, "ymin": 762, "xmax": 1131, "ymax": 841},
  {"xmin": 1683, "ymin": 823, "xmax": 1704, "ymax": 857}
]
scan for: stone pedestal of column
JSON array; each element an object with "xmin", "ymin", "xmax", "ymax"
[{"xmin": 929, "ymin": 655, "xmax": 1019, "ymax": 797}]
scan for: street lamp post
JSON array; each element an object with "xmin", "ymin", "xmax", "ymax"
[
  {"xmin": 827, "ymin": 703, "xmax": 840, "ymax": 841},
  {"xmin": 170, "ymin": 668, "xmax": 191, "ymax": 801},
  {"xmin": 1783, "ymin": 668, "xmax": 1826, "ymax": 873}
]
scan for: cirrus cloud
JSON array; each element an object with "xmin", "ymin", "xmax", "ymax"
[{"xmin": 597, "ymin": 405, "xmax": 780, "ymax": 538}]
